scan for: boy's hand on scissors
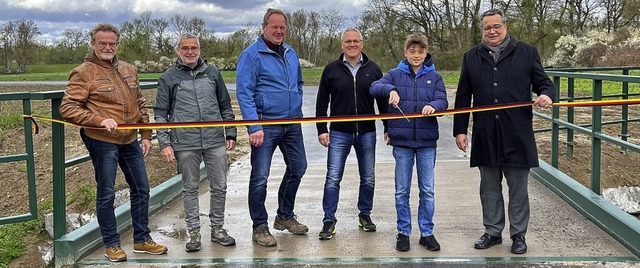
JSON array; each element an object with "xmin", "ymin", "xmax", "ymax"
[{"xmin": 389, "ymin": 90, "xmax": 400, "ymax": 107}]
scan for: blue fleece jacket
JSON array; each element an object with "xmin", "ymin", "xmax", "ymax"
[{"xmin": 236, "ymin": 36, "xmax": 304, "ymax": 134}]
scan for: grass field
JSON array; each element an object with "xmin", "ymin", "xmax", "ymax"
[{"xmin": 1, "ymin": 64, "xmax": 639, "ymax": 96}]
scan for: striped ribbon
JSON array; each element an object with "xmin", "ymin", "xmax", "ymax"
[{"xmin": 22, "ymin": 99, "xmax": 640, "ymax": 134}]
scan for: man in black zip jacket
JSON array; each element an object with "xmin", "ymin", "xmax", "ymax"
[{"xmin": 315, "ymin": 28, "xmax": 388, "ymax": 240}]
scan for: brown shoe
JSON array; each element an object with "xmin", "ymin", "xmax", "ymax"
[
  {"xmin": 104, "ymin": 245, "xmax": 127, "ymax": 262},
  {"xmin": 252, "ymin": 226, "xmax": 277, "ymax": 247},
  {"xmin": 274, "ymin": 215, "xmax": 308, "ymax": 235},
  {"xmin": 133, "ymin": 239, "xmax": 168, "ymax": 255}
]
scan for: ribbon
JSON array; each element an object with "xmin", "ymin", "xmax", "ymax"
[{"xmin": 22, "ymin": 99, "xmax": 640, "ymax": 133}]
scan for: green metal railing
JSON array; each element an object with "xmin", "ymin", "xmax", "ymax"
[
  {"xmin": 1, "ymin": 68, "xmax": 640, "ymax": 264},
  {"xmin": 0, "ymin": 92, "xmax": 37, "ymax": 225},
  {"xmin": 531, "ymin": 66, "xmax": 640, "ymax": 258}
]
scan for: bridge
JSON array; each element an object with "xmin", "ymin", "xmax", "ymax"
[{"xmin": 1, "ymin": 68, "xmax": 640, "ymax": 267}]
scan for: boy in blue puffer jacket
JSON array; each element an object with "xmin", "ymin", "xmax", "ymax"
[{"xmin": 370, "ymin": 33, "xmax": 448, "ymax": 252}]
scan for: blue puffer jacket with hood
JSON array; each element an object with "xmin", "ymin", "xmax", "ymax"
[{"xmin": 370, "ymin": 54, "xmax": 448, "ymax": 148}]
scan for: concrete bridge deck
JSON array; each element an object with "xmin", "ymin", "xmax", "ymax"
[{"xmin": 77, "ymin": 86, "xmax": 639, "ymax": 267}]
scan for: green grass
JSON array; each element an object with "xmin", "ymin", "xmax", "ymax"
[
  {"xmin": 0, "ymin": 219, "xmax": 42, "ymax": 267},
  {"xmin": 2, "ymin": 64, "xmax": 640, "ymax": 96}
]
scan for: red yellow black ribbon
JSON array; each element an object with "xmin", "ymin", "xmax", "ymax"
[{"xmin": 22, "ymin": 99, "xmax": 640, "ymax": 134}]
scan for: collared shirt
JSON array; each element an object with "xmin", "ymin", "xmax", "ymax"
[{"xmin": 342, "ymin": 54, "xmax": 363, "ymax": 77}]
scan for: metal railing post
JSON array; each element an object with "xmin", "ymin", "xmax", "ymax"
[{"xmin": 590, "ymin": 79, "xmax": 603, "ymax": 194}]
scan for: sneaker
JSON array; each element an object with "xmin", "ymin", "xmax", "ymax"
[
  {"xmin": 318, "ymin": 221, "xmax": 336, "ymax": 240},
  {"xmin": 252, "ymin": 225, "xmax": 277, "ymax": 247},
  {"xmin": 358, "ymin": 213, "xmax": 377, "ymax": 232},
  {"xmin": 104, "ymin": 244, "xmax": 127, "ymax": 262},
  {"xmin": 274, "ymin": 215, "xmax": 309, "ymax": 235},
  {"xmin": 133, "ymin": 239, "xmax": 168, "ymax": 255},
  {"xmin": 396, "ymin": 233, "xmax": 410, "ymax": 251},
  {"xmin": 211, "ymin": 228, "xmax": 236, "ymax": 246},
  {"xmin": 419, "ymin": 235, "xmax": 441, "ymax": 251},
  {"xmin": 185, "ymin": 230, "xmax": 201, "ymax": 252}
]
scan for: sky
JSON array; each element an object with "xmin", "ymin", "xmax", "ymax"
[{"xmin": 1, "ymin": 0, "xmax": 369, "ymax": 44}]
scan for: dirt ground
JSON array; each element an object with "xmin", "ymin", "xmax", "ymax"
[{"xmin": 1, "ymin": 84, "xmax": 639, "ymax": 267}]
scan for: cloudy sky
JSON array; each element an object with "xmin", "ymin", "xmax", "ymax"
[{"xmin": 1, "ymin": 0, "xmax": 369, "ymax": 43}]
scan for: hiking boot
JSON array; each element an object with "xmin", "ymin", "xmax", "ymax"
[
  {"xmin": 396, "ymin": 233, "xmax": 410, "ymax": 251},
  {"xmin": 185, "ymin": 230, "xmax": 201, "ymax": 252},
  {"xmin": 104, "ymin": 244, "xmax": 127, "ymax": 262},
  {"xmin": 419, "ymin": 235, "xmax": 441, "ymax": 251},
  {"xmin": 211, "ymin": 227, "xmax": 236, "ymax": 246},
  {"xmin": 358, "ymin": 213, "xmax": 377, "ymax": 232},
  {"xmin": 318, "ymin": 221, "xmax": 336, "ymax": 240},
  {"xmin": 252, "ymin": 225, "xmax": 277, "ymax": 247},
  {"xmin": 133, "ymin": 239, "xmax": 168, "ymax": 255},
  {"xmin": 274, "ymin": 215, "xmax": 308, "ymax": 235}
]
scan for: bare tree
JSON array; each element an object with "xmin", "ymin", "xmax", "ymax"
[
  {"xmin": 58, "ymin": 28, "xmax": 88, "ymax": 63},
  {"xmin": 0, "ymin": 21, "xmax": 16, "ymax": 70},
  {"xmin": 151, "ymin": 17, "xmax": 171, "ymax": 57},
  {"xmin": 15, "ymin": 19, "xmax": 40, "ymax": 72},
  {"xmin": 320, "ymin": 9, "xmax": 347, "ymax": 52},
  {"xmin": 170, "ymin": 14, "xmax": 189, "ymax": 37}
]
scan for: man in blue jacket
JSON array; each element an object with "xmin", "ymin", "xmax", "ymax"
[
  {"xmin": 236, "ymin": 8, "xmax": 308, "ymax": 247},
  {"xmin": 315, "ymin": 28, "xmax": 387, "ymax": 240},
  {"xmin": 453, "ymin": 9, "xmax": 555, "ymax": 255}
]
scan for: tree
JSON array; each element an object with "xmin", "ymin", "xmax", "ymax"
[{"xmin": 14, "ymin": 19, "xmax": 40, "ymax": 72}]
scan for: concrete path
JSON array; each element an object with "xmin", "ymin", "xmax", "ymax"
[{"xmin": 78, "ymin": 86, "xmax": 639, "ymax": 267}]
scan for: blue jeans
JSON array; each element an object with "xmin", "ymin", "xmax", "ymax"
[
  {"xmin": 81, "ymin": 130, "xmax": 151, "ymax": 247},
  {"xmin": 322, "ymin": 131, "xmax": 376, "ymax": 223},
  {"xmin": 248, "ymin": 124, "xmax": 307, "ymax": 228},
  {"xmin": 392, "ymin": 146, "xmax": 436, "ymax": 237}
]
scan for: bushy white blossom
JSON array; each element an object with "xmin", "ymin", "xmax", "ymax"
[{"xmin": 299, "ymin": 58, "xmax": 315, "ymax": 69}]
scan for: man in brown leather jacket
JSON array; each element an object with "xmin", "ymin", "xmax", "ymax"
[{"xmin": 60, "ymin": 23, "xmax": 168, "ymax": 262}]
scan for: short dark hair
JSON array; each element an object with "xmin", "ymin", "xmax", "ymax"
[
  {"xmin": 263, "ymin": 8, "xmax": 287, "ymax": 25},
  {"xmin": 89, "ymin": 23, "xmax": 120, "ymax": 42},
  {"xmin": 481, "ymin": 9, "xmax": 507, "ymax": 24}
]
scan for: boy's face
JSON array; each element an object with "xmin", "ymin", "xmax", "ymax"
[{"xmin": 404, "ymin": 44, "xmax": 427, "ymax": 68}]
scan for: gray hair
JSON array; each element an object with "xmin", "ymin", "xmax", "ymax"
[
  {"xmin": 341, "ymin": 28, "xmax": 363, "ymax": 42},
  {"xmin": 481, "ymin": 9, "xmax": 507, "ymax": 24},
  {"xmin": 90, "ymin": 23, "xmax": 120, "ymax": 42},
  {"xmin": 175, "ymin": 33, "xmax": 200, "ymax": 50},
  {"xmin": 263, "ymin": 8, "xmax": 287, "ymax": 25}
]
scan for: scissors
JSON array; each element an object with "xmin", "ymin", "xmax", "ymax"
[{"xmin": 395, "ymin": 105, "xmax": 410, "ymax": 122}]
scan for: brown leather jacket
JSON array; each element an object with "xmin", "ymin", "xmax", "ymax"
[{"xmin": 60, "ymin": 53, "xmax": 151, "ymax": 144}]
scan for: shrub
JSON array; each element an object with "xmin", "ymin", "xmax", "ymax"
[{"xmin": 299, "ymin": 58, "xmax": 316, "ymax": 69}]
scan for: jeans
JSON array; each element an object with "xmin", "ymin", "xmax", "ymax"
[
  {"xmin": 175, "ymin": 146, "xmax": 228, "ymax": 232},
  {"xmin": 392, "ymin": 146, "xmax": 436, "ymax": 237},
  {"xmin": 322, "ymin": 131, "xmax": 376, "ymax": 223},
  {"xmin": 80, "ymin": 130, "xmax": 151, "ymax": 247},
  {"xmin": 248, "ymin": 124, "xmax": 307, "ymax": 228}
]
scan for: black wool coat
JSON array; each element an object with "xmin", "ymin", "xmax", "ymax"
[{"xmin": 453, "ymin": 38, "xmax": 556, "ymax": 168}]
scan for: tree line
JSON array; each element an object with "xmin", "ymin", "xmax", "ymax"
[{"xmin": 1, "ymin": 0, "xmax": 639, "ymax": 73}]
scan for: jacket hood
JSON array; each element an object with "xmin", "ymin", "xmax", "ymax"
[{"xmin": 397, "ymin": 53, "xmax": 435, "ymax": 78}]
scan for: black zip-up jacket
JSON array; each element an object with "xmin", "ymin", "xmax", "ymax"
[{"xmin": 316, "ymin": 52, "xmax": 387, "ymax": 135}]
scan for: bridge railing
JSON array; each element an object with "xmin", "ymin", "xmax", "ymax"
[{"xmin": 531, "ymin": 66, "xmax": 640, "ymax": 258}]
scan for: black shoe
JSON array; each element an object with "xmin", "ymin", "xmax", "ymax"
[
  {"xmin": 474, "ymin": 233, "xmax": 502, "ymax": 249},
  {"xmin": 419, "ymin": 235, "xmax": 441, "ymax": 251},
  {"xmin": 318, "ymin": 221, "xmax": 336, "ymax": 240},
  {"xmin": 511, "ymin": 234, "xmax": 527, "ymax": 254},
  {"xmin": 396, "ymin": 233, "xmax": 410, "ymax": 251},
  {"xmin": 358, "ymin": 213, "xmax": 377, "ymax": 232}
]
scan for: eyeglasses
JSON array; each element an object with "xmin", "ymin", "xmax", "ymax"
[
  {"xmin": 482, "ymin": 24, "xmax": 503, "ymax": 32},
  {"xmin": 180, "ymin": 46, "xmax": 200, "ymax": 52},
  {"xmin": 343, "ymin": 40, "xmax": 362, "ymax": 45},
  {"xmin": 96, "ymin": 41, "xmax": 119, "ymax": 48}
]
